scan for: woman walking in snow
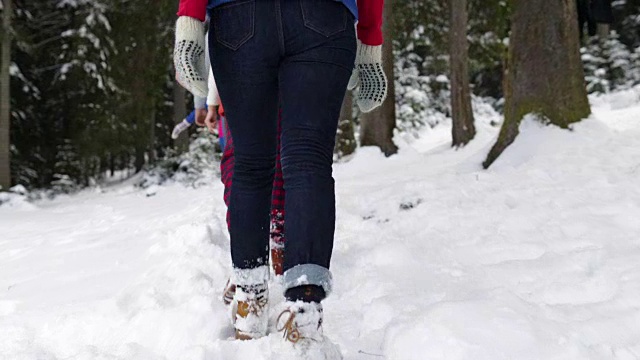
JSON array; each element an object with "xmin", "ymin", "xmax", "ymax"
[
  {"xmin": 174, "ymin": 0, "xmax": 387, "ymax": 351},
  {"xmin": 171, "ymin": 31, "xmax": 287, "ymax": 277}
]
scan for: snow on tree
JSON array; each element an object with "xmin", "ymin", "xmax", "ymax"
[{"xmin": 484, "ymin": 0, "xmax": 591, "ymax": 168}]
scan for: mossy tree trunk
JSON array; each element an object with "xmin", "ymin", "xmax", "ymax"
[
  {"xmin": 483, "ymin": 0, "xmax": 591, "ymax": 168},
  {"xmin": 359, "ymin": 0, "xmax": 398, "ymax": 157},
  {"xmin": 449, "ymin": 0, "xmax": 476, "ymax": 147},
  {"xmin": 0, "ymin": 0, "xmax": 12, "ymax": 190},
  {"xmin": 335, "ymin": 91, "xmax": 356, "ymax": 159}
]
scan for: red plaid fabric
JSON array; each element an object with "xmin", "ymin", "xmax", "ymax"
[
  {"xmin": 219, "ymin": 114, "xmax": 285, "ymax": 248},
  {"xmin": 270, "ymin": 115, "xmax": 285, "ymax": 248},
  {"xmin": 220, "ymin": 115, "xmax": 234, "ymax": 226}
]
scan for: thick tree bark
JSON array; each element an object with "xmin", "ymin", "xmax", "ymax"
[
  {"xmin": 134, "ymin": 146, "xmax": 145, "ymax": 173},
  {"xmin": 173, "ymin": 82, "xmax": 188, "ymax": 154},
  {"xmin": 484, "ymin": 0, "xmax": 590, "ymax": 168},
  {"xmin": 449, "ymin": 0, "xmax": 476, "ymax": 147},
  {"xmin": 597, "ymin": 23, "xmax": 610, "ymax": 39},
  {"xmin": 109, "ymin": 154, "xmax": 115, "ymax": 177},
  {"xmin": 148, "ymin": 103, "xmax": 156, "ymax": 164},
  {"xmin": 0, "ymin": 0, "xmax": 12, "ymax": 189},
  {"xmin": 359, "ymin": 0, "xmax": 398, "ymax": 157},
  {"xmin": 335, "ymin": 91, "xmax": 356, "ymax": 158}
]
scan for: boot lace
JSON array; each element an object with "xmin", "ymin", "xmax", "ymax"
[
  {"xmin": 276, "ymin": 306, "xmax": 323, "ymax": 344},
  {"xmin": 277, "ymin": 309, "xmax": 303, "ymax": 343}
]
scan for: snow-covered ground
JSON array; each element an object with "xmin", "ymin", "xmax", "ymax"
[{"xmin": 2, "ymin": 89, "xmax": 640, "ymax": 359}]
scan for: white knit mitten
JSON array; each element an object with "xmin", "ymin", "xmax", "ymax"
[
  {"xmin": 174, "ymin": 16, "xmax": 208, "ymax": 98},
  {"xmin": 171, "ymin": 119, "xmax": 191, "ymax": 139},
  {"xmin": 348, "ymin": 40, "xmax": 388, "ymax": 113}
]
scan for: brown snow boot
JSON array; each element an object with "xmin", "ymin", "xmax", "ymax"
[{"xmin": 234, "ymin": 283, "xmax": 269, "ymax": 340}]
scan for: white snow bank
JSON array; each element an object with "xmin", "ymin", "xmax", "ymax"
[{"xmin": 2, "ymin": 92, "xmax": 640, "ymax": 359}]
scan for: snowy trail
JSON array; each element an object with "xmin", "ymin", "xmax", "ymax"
[
  {"xmin": 2, "ymin": 91, "xmax": 640, "ymax": 359},
  {"xmin": 1, "ymin": 183, "xmax": 234, "ymax": 359}
]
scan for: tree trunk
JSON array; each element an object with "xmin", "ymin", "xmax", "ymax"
[
  {"xmin": 335, "ymin": 91, "xmax": 356, "ymax": 158},
  {"xmin": 597, "ymin": 23, "xmax": 610, "ymax": 39},
  {"xmin": 359, "ymin": 0, "xmax": 398, "ymax": 157},
  {"xmin": 109, "ymin": 153, "xmax": 115, "ymax": 177},
  {"xmin": 484, "ymin": 0, "xmax": 590, "ymax": 168},
  {"xmin": 0, "ymin": 0, "xmax": 12, "ymax": 190},
  {"xmin": 173, "ymin": 81, "xmax": 188, "ymax": 154},
  {"xmin": 134, "ymin": 146, "xmax": 145, "ymax": 173},
  {"xmin": 148, "ymin": 102, "xmax": 156, "ymax": 164},
  {"xmin": 449, "ymin": 0, "xmax": 476, "ymax": 147}
]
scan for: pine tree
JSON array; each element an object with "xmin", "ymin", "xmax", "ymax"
[
  {"xmin": 0, "ymin": 0, "xmax": 12, "ymax": 190},
  {"xmin": 581, "ymin": 32, "xmax": 637, "ymax": 93},
  {"xmin": 109, "ymin": 0, "xmax": 176, "ymax": 173},
  {"xmin": 7, "ymin": 0, "xmax": 115, "ymax": 187},
  {"xmin": 55, "ymin": 0, "xmax": 114, "ymax": 185},
  {"xmin": 449, "ymin": 0, "xmax": 476, "ymax": 147},
  {"xmin": 613, "ymin": 0, "xmax": 640, "ymax": 48}
]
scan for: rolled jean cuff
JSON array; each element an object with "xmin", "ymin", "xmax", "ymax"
[
  {"xmin": 283, "ymin": 264, "xmax": 333, "ymax": 296},
  {"xmin": 232, "ymin": 265, "xmax": 269, "ymax": 287}
]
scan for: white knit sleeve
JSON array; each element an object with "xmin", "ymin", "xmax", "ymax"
[{"xmin": 207, "ymin": 68, "xmax": 221, "ymax": 106}]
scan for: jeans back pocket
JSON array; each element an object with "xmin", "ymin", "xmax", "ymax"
[
  {"xmin": 300, "ymin": 0, "xmax": 348, "ymax": 37},
  {"xmin": 213, "ymin": 0, "xmax": 255, "ymax": 51}
]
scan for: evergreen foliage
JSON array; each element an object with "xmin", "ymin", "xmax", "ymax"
[
  {"xmin": 582, "ymin": 32, "xmax": 640, "ymax": 93},
  {"xmin": 6, "ymin": 0, "xmax": 180, "ymax": 190},
  {"xmin": 2, "ymin": 0, "xmax": 639, "ymax": 190}
]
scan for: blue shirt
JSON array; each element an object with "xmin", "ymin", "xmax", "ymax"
[
  {"xmin": 208, "ymin": 0, "xmax": 358, "ymax": 20},
  {"xmin": 185, "ymin": 104, "xmax": 227, "ymax": 149},
  {"xmin": 185, "ymin": 101, "xmax": 207, "ymax": 124}
]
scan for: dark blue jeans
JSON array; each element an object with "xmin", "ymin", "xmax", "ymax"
[{"xmin": 209, "ymin": 0, "xmax": 356, "ymax": 295}]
